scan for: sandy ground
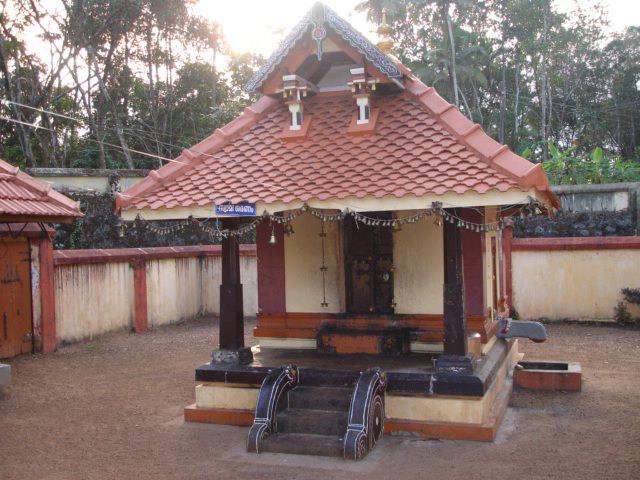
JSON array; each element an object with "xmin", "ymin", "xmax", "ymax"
[{"xmin": 1, "ymin": 318, "xmax": 639, "ymax": 480}]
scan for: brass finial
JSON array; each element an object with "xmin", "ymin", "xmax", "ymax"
[{"xmin": 376, "ymin": 8, "xmax": 393, "ymax": 53}]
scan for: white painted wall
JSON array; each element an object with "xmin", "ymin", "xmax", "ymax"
[
  {"xmin": 200, "ymin": 255, "xmax": 258, "ymax": 317},
  {"xmin": 55, "ymin": 263, "xmax": 134, "ymax": 342},
  {"xmin": 512, "ymin": 248, "xmax": 640, "ymax": 321},
  {"xmin": 147, "ymin": 258, "xmax": 203, "ymax": 327},
  {"xmin": 54, "ymin": 254, "xmax": 258, "ymax": 343}
]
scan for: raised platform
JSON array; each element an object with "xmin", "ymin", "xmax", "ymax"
[
  {"xmin": 254, "ymin": 313, "xmax": 499, "ymax": 345},
  {"xmin": 187, "ymin": 339, "xmax": 519, "ymax": 442}
]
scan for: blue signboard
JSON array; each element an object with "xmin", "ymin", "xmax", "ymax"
[{"xmin": 215, "ymin": 202, "xmax": 257, "ymax": 217}]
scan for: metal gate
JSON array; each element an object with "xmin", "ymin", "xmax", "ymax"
[{"xmin": 0, "ymin": 236, "xmax": 33, "ymax": 358}]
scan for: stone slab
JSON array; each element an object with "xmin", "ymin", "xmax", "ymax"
[
  {"xmin": 0, "ymin": 363, "xmax": 11, "ymax": 399},
  {"xmin": 0, "ymin": 363, "xmax": 10, "ymax": 387}
]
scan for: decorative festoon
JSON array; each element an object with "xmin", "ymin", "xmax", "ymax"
[{"xmin": 129, "ymin": 199, "xmax": 548, "ymax": 241}]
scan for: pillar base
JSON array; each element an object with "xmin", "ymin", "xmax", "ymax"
[
  {"xmin": 435, "ymin": 353, "xmax": 475, "ymax": 374},
  {"xmin": 211, "ymin": 348, "xmax": 254, "ymax": 365}
]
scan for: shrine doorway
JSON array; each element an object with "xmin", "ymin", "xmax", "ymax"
[{"xmin": 343, "ymin": 213, "xmax": 394, "ymax": 315}]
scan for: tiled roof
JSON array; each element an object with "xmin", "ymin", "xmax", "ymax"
[
  {"xmin": 0, "ymin": 158, "xmax": 83, "ymax": 220},
  {"xmin": 117, "ymin": 76, "xmax": 558, "ymax": 213}
]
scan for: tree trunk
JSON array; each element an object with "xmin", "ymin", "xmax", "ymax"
[
  {"xmin": 540, "ymin": 9, "xmax": 549, "ymax": 161},
  {"xmin": 440, "ymin": 1, "xmax": 459, "ymax": 106},
  {"xmin": 514, "ymin": 54, "xmax": 520, "ymax": 135},
  {"xmin": 86, "ymin": 46, "xmax": 135, "ymax": 168}
]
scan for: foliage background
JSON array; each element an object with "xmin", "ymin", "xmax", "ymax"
[
  {"xmin": 0, "ymin": 0, "xmax": 638, "ymax": 180},
  {"xmin": 1, "ymin": 0, "xmax": 640, "ymax": 249}
]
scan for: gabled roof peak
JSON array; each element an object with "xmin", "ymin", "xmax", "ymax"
[
  {"xmin": 244, "ymin": 2, "xmax": 403, "ymax": 94},
  {"xmin": 0, "ymin": 158, "xmax": 83, "ymax": 221}
]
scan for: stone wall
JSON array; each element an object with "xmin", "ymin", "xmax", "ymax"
[{"xmin": 516, "ymin": 182, "xmax": 640, "ymax": 237}]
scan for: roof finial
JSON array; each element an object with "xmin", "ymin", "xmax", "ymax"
[{"xmin": 376, "ymin": 8, "xmax": 393, "ymax": 53}]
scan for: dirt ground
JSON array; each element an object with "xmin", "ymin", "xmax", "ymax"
[{"xmin": 1, "ymin": 318, "xmax": 639, "ymax": 480}]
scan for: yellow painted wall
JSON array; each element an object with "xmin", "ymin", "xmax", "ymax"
[
  {"xmin": 284, "ymin": 214, "xmax": 344, "ymax": 313},
  {"xmin": 393, "ymin": 213, "xmax": 443, "ymax": 314},
  {"xmin": 34, "ymin": 175, "xmax": 144, "ymax": 194},
  {"xmin": 283, "ymin": 211, "xmax": 448, "ymax": 315},
  {"xmin": 513, "ymin": 248, "xmax": 640, "ymax": 321}
]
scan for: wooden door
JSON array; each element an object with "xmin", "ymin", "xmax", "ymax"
[
  {"xmin": 344, "ymin": 214, "xmax": 394, "ymax": 314},
  {"xmin": 0, "ymin": 237, "xmax": 33, "ymax": 358}
]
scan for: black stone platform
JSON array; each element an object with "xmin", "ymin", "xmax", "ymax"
[{"xmin": 196, "ymin": 338, "xmax": 512, "ymax": 397}]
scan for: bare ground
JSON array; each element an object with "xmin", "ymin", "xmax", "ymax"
[{"xmin": 1, "ymin": 318, "xmax": 639, "ymax": 480}]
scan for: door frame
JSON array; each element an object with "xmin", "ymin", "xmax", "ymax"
[{"xmin": 343, "ymin": 213, "xmax": 394, "ymax": 315}]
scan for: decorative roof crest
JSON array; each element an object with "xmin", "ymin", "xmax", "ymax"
[{"xmin": 244, "ymin": 2, "xmax": 402, "ymax": 93}]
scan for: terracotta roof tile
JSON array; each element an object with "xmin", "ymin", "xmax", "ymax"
[
  {"xmin": 119, "ymin": 82, "xmax": 558, "ymax": 212},
  {"xmin": 0, "ymin": 159, "xmax": 82, "ymax": 220}
]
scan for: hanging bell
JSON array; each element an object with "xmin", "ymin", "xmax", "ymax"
[
  {"xmin": 269, "ymin": 226, "xmax": 277, "ymax": 245},
  {"xmin": 284, "ymin": 222, "xmax": 295, "ymax": 236}
]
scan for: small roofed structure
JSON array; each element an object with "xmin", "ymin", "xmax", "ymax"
[
  {"xmin": 0, "ymin": 159, "xmax": 82, "ymax": 223},
  {"xmin": 0, "ymin": 158, "xmax": 82, "ymax": 359},
  {"xmin": 118, "ymin": 3, "xmax": 559, "ymax": 459}
]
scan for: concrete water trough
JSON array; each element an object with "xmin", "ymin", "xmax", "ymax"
[{"xmin": 514, "ymin": 361, "xmax": 582, "ymax": 392}]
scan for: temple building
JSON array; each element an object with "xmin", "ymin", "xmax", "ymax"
[{"xmin": 117, "ymin": 3, "xmax": 560, "ymax": 460}]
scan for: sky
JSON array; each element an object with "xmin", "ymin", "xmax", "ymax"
[{"xmin": 194, "ymin": 0, "xmax": 640, "ymax": 57}]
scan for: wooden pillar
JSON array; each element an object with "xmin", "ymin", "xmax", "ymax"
[
  {"xmin": 213, "ymin": 219, "xmax": 253, "ymax": 364},
  {"xmin": 132, "ymin": 260, "xmax": 149, "ymax": 333},
  {"xmin": 220, "ymin": 231, "xmax": 243, "ymax": 349},
  {"xmin": 436, "ymin": 209, "xmax": 472, "ymax": 373}
]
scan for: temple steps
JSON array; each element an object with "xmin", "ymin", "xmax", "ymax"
[
  {"xmin": 260, "ymin": 433, "xmax": 344, "ymax": 457},
  {"xmin": 288, "ymin": 386, "xmax": 353, "ymax": 411},
  {"xmin": 278, "ymin": 408, "xmax": 348, "ymax": 436},
  {"xmin": 262, "ymin": 385, "xmax": 352, "ymax": 457},
  {"xmin": 248, "ymin": 367, "xmax": 385, "ymax": 460}
]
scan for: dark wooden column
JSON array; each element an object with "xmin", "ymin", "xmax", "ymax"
[
  {"xmin": 212, "ymin": 218, "xmax": 253, "ymax": 364},
  {"xmin": 436, "ymin": 209, "xmax": 472, "ymax": 373}
]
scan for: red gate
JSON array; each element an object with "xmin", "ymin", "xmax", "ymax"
[{"xmin": 0, "ymin": 236, "xmax": 33, "ymax": 358}]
